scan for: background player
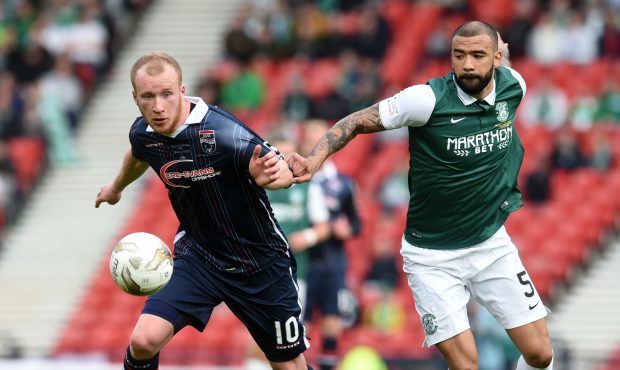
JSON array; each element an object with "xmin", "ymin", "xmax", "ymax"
[
  {"xmin": 299, "ymin": 119, "xmax": 361, "ymax": 370},
  {"xmin": 95, "ymin": 52, "xmax": 312, "ymax": 370},
  {"xmin": 246, "ymin": 133, "xmax": 331, "ymax": 370},
  {"xmin": 288, "ymin": 22, "xmax": 554, "ymax": 370}
]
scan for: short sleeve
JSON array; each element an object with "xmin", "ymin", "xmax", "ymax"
[
  {"xmin": 128, "ymin": 122, "xmax": 146, "ymax": 162},
  {"xmin": 378, "ymin": 84, "xmax": 436, "ymax": 129},
  {"xmin": 505, "ymin": 66, "xmax": 527, "ymax": 101}
]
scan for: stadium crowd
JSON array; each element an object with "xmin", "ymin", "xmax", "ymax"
[
  {"xmin": 0, "ymin": 0, "xmax": 150, "ymax": 244},
  {"xmin": 4, "ymin": 0, "xmax": 620, "ymax": 369}
]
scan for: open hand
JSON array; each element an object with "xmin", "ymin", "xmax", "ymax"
[{"xmin": 95, "ymin": 182, "xmax": 121, "ymax": 208}]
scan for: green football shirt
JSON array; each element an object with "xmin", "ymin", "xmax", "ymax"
[
  {"xmin": 378, "ymin": 66, "xmax": 527, "ymax": 250},
  {"xmin": 267, "ymin": 182, "xmax": 329, "ymax": 278}
]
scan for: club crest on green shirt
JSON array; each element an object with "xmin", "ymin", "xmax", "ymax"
[{"xmin": 496, "ymin": 101, "xmax": 509, "ymax": 121}]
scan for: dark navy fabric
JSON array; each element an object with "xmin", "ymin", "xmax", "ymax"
[
  {"xmin": 129, "ymin": 104, "xmax": 289, "ymax": 276},
  {"xmin": 144, "ymin": 246, "xmax": 307, "ymax": 362}
]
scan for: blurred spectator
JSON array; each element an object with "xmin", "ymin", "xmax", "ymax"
[
  {"xmin": 340, "ymin": 345, "xmax": 388, "ymax": 370},
  {"xmin": 520, "ymin": 75, "xmax": 568, "ymax": 130},
  {"xmin": 562, "ymin": 10, "xmax": 599, "ymax": 65},
  {"xmin": 0, "ymin": 141, "xmax": 20, "ymax": 223},
  {"xmin": 310, "ymin": 72, "xmax": 350, "ymax": 123},
  {"xmin": 64, "ymin": 2, "xmax": 109, "ymax": 94},
  {"xmin": 588, "ymin": 127, "xmax": 613, "ymax": 171},
  {"xmin": 261, "ymin": 0, "xmax": 296, "ymax": 59},
  {"xmin": 348, "ymin": 3, "xmax": 389, "ymax": 60},
  {"xmin": 11, "ymin": 0, "xmax": 38, "ymax": 51},
  {"xmin": 596, "ymin": 79, "xmax": 620, "ymax": 123},
  {"xmin": 378, "ymin": 157, "xmax": 409, "ymax": 214},
  {"xmin": 365, "ymin": 215, "xmax": 400, "ymax": 292},
  {"xmin": 5, "ymin": 39, "xmax": 53, "ymax": 84},
  {"xmin": 550, "ymin": 126, "xmax": 587, "ymax": 170},
  {"xmin": 293, "ymin": 2, "xmax": 331, "ymax": 58},
  {"xmin": 196, "ymin": 75, "xmax": 221, "ymax": 106},
  {"xmin": 220, "ymin": 60, "xmax": 264, "ymax": 112},
  {"xmin": 36, "ymin": 80, "xmax": 80, "ymax": 165},
  {"xmin": 281, "ymin": 71, "xmax": 311, "ymax": 124},
  {"xmin": 600, "ymin": 9, "xmax": 620, "ymax": 57},
  {"xmin": 39, "ymin": 52, "xmax": 83, "ymax": 132},
  {"xmin": 524, "ymin": 154, "xmax": 551, "ymax": 204},
  {"xmin": 0, "ymin": 71, "xmax": 25, "ymax": 140},
  {"xmin": 527, "ymin": 13, "xmax": 565, "ymax": 65},
  {"xmin": 425, "ymin": 18, "xmax": 452, "ymax": 61},
  {"xmin": 502, "ymin": 0, "xmax": 536, "ymax": 59},
  {"xmin": 224, "ymin": 9, "xmax": 259, "ymax": 63},
  {"xmin": 363, "ymin": 290, "xmax": 405, "ymax": 335},
  {"xmin": 470, "ymin": 302, "xmax": 519, "ymax": 370},
  {"xmin": 569, "ymin": 88, "xmax": 599, "ymax": 131}
]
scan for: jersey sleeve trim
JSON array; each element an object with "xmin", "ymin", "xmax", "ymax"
[
  {"xmin": 378, "ymin": 84, "xmax": 436, "ymax": 129},
  {"xmin": 505, "ymin": 66, "xmax": 527, "ymax": 102}
]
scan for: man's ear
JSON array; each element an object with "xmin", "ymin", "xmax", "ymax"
[{"xmin": 132, "ymin": 90, "xmax": 138, "ymax": 104}]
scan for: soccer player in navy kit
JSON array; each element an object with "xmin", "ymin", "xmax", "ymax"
[
  {"xmin": 300, "ymin": 119, "xmax": 361, "ymax": 370},
  {"xmin": 95, "ymin": 52, "xmax": 312, "ymax": 370},
  {"xmin": 289, "ymin": 22, "xmax": 554, "ymax": 370}
]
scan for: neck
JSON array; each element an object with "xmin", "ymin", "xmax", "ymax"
[{"xmin": 171, "ymin": 98, "xmax": 191, "ymax": 132}]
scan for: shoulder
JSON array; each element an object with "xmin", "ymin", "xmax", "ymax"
[
  {"xmin": 497, "ymin": 66, "xmax": 527, "ymax": 96},
  {"xmin": 378, "ymin": 83, "xmax": 436, "ymax": 128}
]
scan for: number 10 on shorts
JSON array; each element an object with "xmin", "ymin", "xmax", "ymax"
[{"xmin": 275, "ymin": 317, "xmax": 300, "ymax": 345}]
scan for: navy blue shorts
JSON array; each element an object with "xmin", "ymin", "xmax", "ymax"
[
  {"xmin": 143, "ymin": 247, "xmax": 308, "ymax": 362},
  {"xmin": 304, "ymin": 250, "xmax": 346, "ymax": 322}
]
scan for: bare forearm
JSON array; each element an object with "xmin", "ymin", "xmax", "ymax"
[
  {"xmin": 307, "ymin": 104, "xmax": 385, "ymax": 169},
  {"xmin": 112, "ymin": 149, "xmax": 150, "ymax": 191}
]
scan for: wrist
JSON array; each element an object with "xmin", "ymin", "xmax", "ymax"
[{"xmin": 301, "ymin": 228, "xmax": 318, "ymax": 246}]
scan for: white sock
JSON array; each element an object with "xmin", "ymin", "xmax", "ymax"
[{"xmin": 516, "ymin": 354, "xmax": 553, "ymax": 370}]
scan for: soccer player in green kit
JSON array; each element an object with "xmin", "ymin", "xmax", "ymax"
[{"xmin": 288, "ymin": 21, "xmax": 554, "ymax": 370}]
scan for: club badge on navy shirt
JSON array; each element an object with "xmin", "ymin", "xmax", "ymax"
[{"xmin": 199, "ymin": 129, "xmax": 216, "ymax": 155}]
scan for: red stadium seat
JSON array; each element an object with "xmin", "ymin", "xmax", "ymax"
[{"xmin": 6, "ymin": 137, "xmax": 46, "ymax": 191}]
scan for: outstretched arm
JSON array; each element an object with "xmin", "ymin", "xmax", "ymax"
[
  {"xmin": 289, "ymin": 103, "xmax": 385, "ymax": 183},
  {"xmin": 95, "ymin": 148, "xmax": 149, "ymax": 207}
]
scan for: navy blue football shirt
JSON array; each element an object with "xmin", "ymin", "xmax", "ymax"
[{"xmin": 129, "ymin": 96, "xmax": 289, "ymax": 276}]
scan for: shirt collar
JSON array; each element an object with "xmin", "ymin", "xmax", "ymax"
[
  {"xmin": 146, "ymin": 96, "xmax": 209, "ymax": 134},
  {"xmin": 453, "ymin": 75, "xmax": 496, "ymax": 106}
]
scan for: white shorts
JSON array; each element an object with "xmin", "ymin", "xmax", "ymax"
[{"xmin": 401, "ymin": 226, "xmax": 548, "ymax": 346}]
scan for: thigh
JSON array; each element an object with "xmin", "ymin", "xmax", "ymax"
[
  {"xmin": 224, "ymin": 257, "xmax": 308, "ymax": 363},
  {"xmin": 401, "ymin": 246, "xmax": 472, "ymax": 346},
  {"xmin": 144, "ymin": 249, "xmax": 223, "ymax": 332},
  {"xmin": 469, "ymin": 245, "xmax": 547, "ymax": 330}
]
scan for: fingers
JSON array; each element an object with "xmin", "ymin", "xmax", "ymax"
[
  {"xmin": 251, "ymin": 145, "xmax": 262, "ymax": 160},
  {"xmin": 95, "ymin": 187, "xmax": 103, "ymax": 208},
  {"xmin": 292, "ymin": 173, "xmax": 312, "ymax": 184}
]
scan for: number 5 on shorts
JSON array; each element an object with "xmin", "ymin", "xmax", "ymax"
[
  {"xmin": 274, "ymin": 317, "xmax": 300, "ymax": 345},
  {"xmin": 517, "ymin": 270, "xmax": 535, "ymax": 297}
]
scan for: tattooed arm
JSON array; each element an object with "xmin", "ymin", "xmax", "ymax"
[{"xmin": 289, "ymin": 103, "xmax": 385, "ymax": 183}]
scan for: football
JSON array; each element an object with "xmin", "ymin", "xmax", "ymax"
[{"xmin": 109, "ymin": 232, "xmax": 173, "ymax": 296}]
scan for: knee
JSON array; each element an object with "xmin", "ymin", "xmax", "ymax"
[
  {"xmin": 129, "ymin": 330, "xmax": 161, "ymax": 358},
  {"xmin": 523, "ymin": 346, "xmax": 553, "ymax": 368}
]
